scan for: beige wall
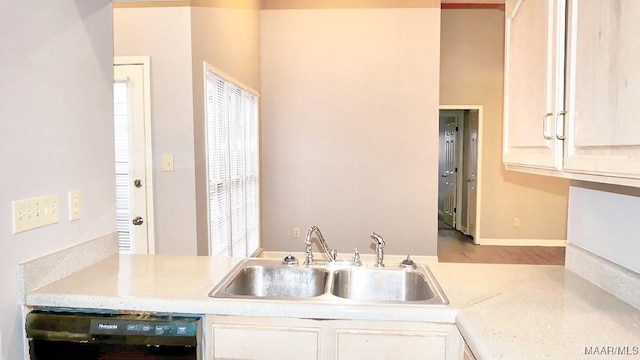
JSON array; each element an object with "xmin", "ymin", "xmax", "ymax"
[
  {"xmin": 113, "ymin": 3, "xmax": 261, "ymax": 255},
  {"xmin": 0, "ymin": 1, "xmax": 115, "ymax": 358},
  {"xmin": 440, "ymin": 9, "xmax": 569, "ymax": 242},
  {"xmin": 191, "ymin": 2, "xmax": 262, "ymax": 255},
  {"xmin": 114, "ymin": 7, "xmax": 198, "ymax": 255},
  {"xmin": 261, "ymin": 6, "xmax": 441, "ymax": 256}
]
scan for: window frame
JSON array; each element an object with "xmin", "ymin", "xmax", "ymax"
[{"xmin": 204, "ymin": 62, "xmax": 260, "ymax": 257}]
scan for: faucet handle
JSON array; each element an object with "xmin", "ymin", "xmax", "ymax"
[
  {"xmin": 352, "ymin": 248, "xmax": 362, "ymax": 266},
  {"xmin": 371, "ymin": 232, "xmax": 385, "ymax": 268},
  {"xmin": 371, "ymin": 232, "xmax": 385, "ymax": 247}
]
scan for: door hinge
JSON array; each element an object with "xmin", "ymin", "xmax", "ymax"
[
  {"xmin": 456, "ymin": 126, "xmax": 459, "ymax": 132},
  {"xmin": 454, "ymin": 207, "xmax": 457, "ymax": 213},
  {"xmin": 455, "ymin": 167, "xmax": 458, "ymax": 173}
]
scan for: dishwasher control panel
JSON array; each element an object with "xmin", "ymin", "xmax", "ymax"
[
  {"xmin": 90, "ymin": 318, "xmax": 197, "ymax": 337},
  {"xmin": 26, "ymin": 310, "xmax": 201, "ymax": 345}
]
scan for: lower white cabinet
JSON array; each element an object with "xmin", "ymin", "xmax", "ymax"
[
  {"xmin": 205, "ymin": 315, "xmax": 464, "ymax": 360},
  {"xmin": 335, "ymin": 326, "xmax": 461, "ymax": 360},
  {"xmin": 208, "ymin": 319, "xmax": 321, "ymax": 359}
]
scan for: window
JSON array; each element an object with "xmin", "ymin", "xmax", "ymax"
[
  {"xmin": 113, "ymin": 80, "xmax": 132, "ymax": 253},
  {"xmin": 205, "ymin": 64, "xmax": 260, "ymax": 257}
]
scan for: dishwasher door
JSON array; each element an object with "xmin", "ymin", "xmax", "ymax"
[{"xmin": 26, "ymin": 310, "xmax": 201, "ymax": 360}]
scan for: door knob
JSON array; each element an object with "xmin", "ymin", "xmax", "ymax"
[
  {"xmin": 134, "ymin": 179, "xmax": 142, "ymax": 188},
  {"xmin": 132, "ymin": 216, "xmax": 144, "ymax": 226}
]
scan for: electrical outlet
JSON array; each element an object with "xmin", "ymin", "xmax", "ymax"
[
  {"xmin": 12, "ymin": 199, "xmax": 30, "ymax": 233},
  {"xmin": 12, "ymin": 194, "xmax": 59, "ymax": 234},
  {"xmin": 68, "ymin": 190, "xmax": 81, "ymax": 221},
  {"xmin": 513, "ymin": 217, "xmax": 520, "ymax": 227},
  {"xmin": 293, "ymin": 227, "xmax": 301, "ymax": 238}
]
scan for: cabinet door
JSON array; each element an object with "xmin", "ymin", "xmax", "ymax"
[
  {"xmin": 335, "ymin": 324, "xmax": 463, "ymax": 360},
  {"xmin": 207, "ymin": 316, "xmax": 321, "ymax": 360},
  {"xmin": 563, "ymin": 0, "xmax": 640, "ymax": 179},
  {"xmin": 503, "ymin": 0, "xmax": 566, "ymax": 170},
  {"xmin": 336, "ymin": 330, "xmax": 446, "ymax": 360}
]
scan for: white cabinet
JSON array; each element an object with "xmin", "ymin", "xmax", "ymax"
[
  {"xmin": 563, "ymin": 0, "xmax": 640, "ymax": 179},
  {"xmin": 503, "ymin": 0, "xmax": 565, "ymax": 171},
  {"xmin": 206, "ymin": 316, "xmax": 322, "ymax": 360},
  {"xmin": 503, "ymin": 0, "xmax": 640, "ymax": 186},
  {"xmin": 335, "ymin": 322, "xmax": 463, "ymax": 360},
  {"xmin": 205, "ymin": 315, "xmax": 464, "ymax": 360}
]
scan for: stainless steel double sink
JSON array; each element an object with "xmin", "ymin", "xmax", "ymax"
[{"xmin": 209, "ymin": 258, "xmax": 448, "ymax": 305}]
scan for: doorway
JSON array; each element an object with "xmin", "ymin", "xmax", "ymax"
[
  {"xmin": 113, "ymin": 57, "xmax": 155, "ymax": 254},
  {"xmin": 438, "ymin": 107, "xmax": 480, "ymax": 241}
]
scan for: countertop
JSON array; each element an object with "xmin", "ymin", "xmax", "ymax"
[{"xmin": 26, "ymin": 254, "xmax": 640, "ymax": 359}]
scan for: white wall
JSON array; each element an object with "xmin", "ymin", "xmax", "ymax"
[
  {"xmin": 261, "ymin": 5, "xmax": 441, "ymax": 256},
  {"xmin": 113, "ymin": 7, "xmax": 198, "ymax": 255},
  {"xmin": 440, "ymin": 9, "xmax": 569, "ymax": 243},
  {"xmin": 568, "ymin": 182, "xmax": 640, "ymax": 274},
  {"xmin": 0, "ymin": 1, "xmax": 115, "ymax": 359}
]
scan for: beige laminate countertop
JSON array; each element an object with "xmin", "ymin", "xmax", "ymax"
[{"xmin": 26, "ymin": 255, "xmax": 640, "ymax": 360}]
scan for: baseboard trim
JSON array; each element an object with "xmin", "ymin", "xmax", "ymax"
[{"xmin": 476, "ymin": 238, "xmax": 567, "ymax": 247}]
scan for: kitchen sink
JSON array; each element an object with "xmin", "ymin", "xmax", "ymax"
[
  {"xmin": 209, "ymin": 258, "xmax": 448, "ymax": 305},
  {"xmin": 330, "ymin": 268, "xmax": 436, "ymax": 302},
  {"xmin": 209, "ymin": 259, "xmax": 329, "ymax": 299}
]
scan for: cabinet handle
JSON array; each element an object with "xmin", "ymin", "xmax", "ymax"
[
  {"xmin": 555, "ymin": 111, "xmax": 567, "ymax": 140},
  {"xmin": 542, "ymin": 113, "xmax": 554, "ymax": 140}
]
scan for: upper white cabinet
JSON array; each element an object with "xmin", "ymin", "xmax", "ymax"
[
  {"xmin": 503, "ymin": 0, "xmax": 565, "ymax": 171},
  {"xmin": 563, "ymin": 0, "xmax": 640, "ymax": 179},
  {"xmin": 504, "ymin": 0, "xmax": 640, "ymax": 186}
]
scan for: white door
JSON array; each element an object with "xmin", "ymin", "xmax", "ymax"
[
  {"xmin": 439, "ymin": 114, "xmax": 458, "ymax": 228},
  {"xmin": 113, "ymin": 60, "xmax": 154, "ymax": 254},
  {"xmin": 461, "ymin": 110, "xmax": 479, "ymax": 239},
  {"xmin": 502, "ymin": 0, "xmax": 565, "ymax": 170}
]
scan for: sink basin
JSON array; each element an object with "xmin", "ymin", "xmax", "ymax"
[
  {"xmin": 209, "ymin": 258, "xmax": 448, "ymax": 305},
  {"xmin": 330, "ymin": 268, "xmax": 447, "ymax": 304},
  {"xmin": 209, "ymin": 259, "xmax": 329, "ymax": 299}
]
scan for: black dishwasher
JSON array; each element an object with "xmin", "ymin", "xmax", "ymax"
[{"xmin": 26, "ymin": 310, "xmax": 201, "ymax": 360}]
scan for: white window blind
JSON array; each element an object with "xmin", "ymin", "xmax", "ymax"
[
  {"xmin": 113, "ymin": 80, "xmax": 132, "ymax": 253},
  {"xmin": 205, "ymin": 67, "xmax": 260, "ymax": 257}
]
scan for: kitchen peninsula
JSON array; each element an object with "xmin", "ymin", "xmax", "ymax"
[{"xmin": 20, "ymin": 239, "xmax": 640, "ymax": 360}]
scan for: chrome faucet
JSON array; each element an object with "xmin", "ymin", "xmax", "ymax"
[
  {"xmin": 304, "ymin": 226, "xmax": 337, "ymax": 264},
  {"xmin": 371, "ymin": 232, "xmax": 385, "ymax": 268}
]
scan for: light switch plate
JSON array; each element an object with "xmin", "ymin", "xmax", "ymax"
[
  {"xmin": 162, "ymin": 153, "xmax": 174, "ymax": 172},
  {"xmin": 12, "ymin": 194, "xmax": 60, "ymax": 233},
  {"xmin": 68, "ymin": 190, "xmax": 81, "ymax": 221}
]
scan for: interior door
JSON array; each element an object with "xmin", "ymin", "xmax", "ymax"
[
  {"xmin": 439, "ymin": 114, "xmax": 458, "ymax": 228},
  {"xmin": 113, "ymin": 63, "xmax": 153, "ymax": 254},
  {"xmin": 463, "ymin": 110, "xmax": 479, "ymax": 240}
]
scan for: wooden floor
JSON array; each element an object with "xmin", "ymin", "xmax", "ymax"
[{"xmin": 437, "ymin": 225, "xmax": 565, "ymax": 265}]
